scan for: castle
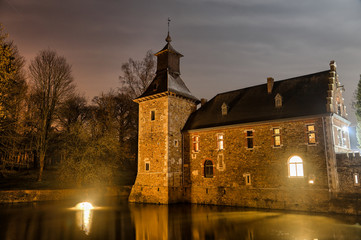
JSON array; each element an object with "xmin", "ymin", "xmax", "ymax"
[{"xmin": 129, "ymin": 33, "xmax": 361, "ymax": 213}]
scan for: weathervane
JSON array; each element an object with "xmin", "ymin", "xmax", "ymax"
[
  {"xmin": 166, "ymin": 17, "xmax": 172, "ymax": 43},
  {"xmin": 168, "ymin": 17, "xmax": 171, "ymax": 33}
]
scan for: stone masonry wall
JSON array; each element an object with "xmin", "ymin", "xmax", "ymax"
[
  {"xmin": 129, "ymin": 94, "xmax": 197, "ymax": 204},
  {"xmin": 168, "ymin": 95, "xmax": 197, "ymax": 189},
  {"xmin": 337, "ymin": 152, "xmax": 361, "ymax": 193},
  {"xmin": 129, "ymin": 96, "xmax": 169, "ymax": 203},
  {"xmin": 184, "ymin": 117, "xmax": 332, "ymax": 210}
]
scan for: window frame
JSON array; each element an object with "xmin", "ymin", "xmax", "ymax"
[
  {"xmin": 145, "ymin": 162, "xmax": 150, "ymax": 172},
  {"xmin": 288, "ymin": 156, "xmax": 304, "ymax": 178},
  {"xmin": 217, "ymin": 153, "xmax": 224, "ymax": 171},
  {"xmin": 275, "ymin": 94, "xmax": 282, "ymax": 108},
  {"xmin": 192, "ymin": 136, "xmax": 199, "ymax": 152},
  {"xmin": 217, "ymin": 133, "xmax": 224, "ymax": 150},
  {"xmin": 354, "ymin": 173, "xmax": 360, "ymax": 186},
  {"xmin": 204, "ymin": 160, "xmax": 214, "ymax": 178},
  {"xmin": 150, "ymin": 110, "xmax": 155, "ymax": 121},
  {"xmin": 246, "ymin": 130, "xmax": 254, "ymax": 149},
  {"xmin": 306, "ymin": 124, "xmax": 316, "ymax": 145},
  {"xmin": 244, "ymin": 173, "xmax": 252, "ymax": 185},
  {"xmin": 272, "ymin": 128, "xmax": 281, "ymax": 147},
  {"xmin": 335, "ymin": 126, "xmax": 348, "ymax": 148}
]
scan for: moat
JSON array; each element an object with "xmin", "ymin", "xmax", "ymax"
[{"xmin": 0, "ymin": 197, "xmax": 361, "ymax": 240}]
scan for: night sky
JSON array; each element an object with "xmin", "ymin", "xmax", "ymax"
[{"xmin": 1, "ymin": 0, "xmax": 361, "ymax": 123}]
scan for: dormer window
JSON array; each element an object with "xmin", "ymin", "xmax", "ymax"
[
  {"xmin": 275, "ymin": 94, "xmax": 282, "ymax": 108},
  {"xmin": 221, "ymin": 102, "xmax": 228, "ymax": 116}
]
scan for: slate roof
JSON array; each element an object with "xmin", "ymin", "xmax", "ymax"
[
  {"xmin": 183, "ymin": 70, "xmax": 331, "ymax": 131},
  {"xmin": 136, "ymin": 70, "xmax": 199, "ymax": 102},
  {"xmin": 155, "ymin": 42, "xmax": 183, "ymax": 57}
]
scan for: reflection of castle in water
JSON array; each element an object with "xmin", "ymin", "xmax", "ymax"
[
  {"xmin": 128, "ymin": 204, "xmax": 352, "ymax": 240},
  {"xmin": 1, "ymin": 202, "xmax": 361, "ymax": 239}
]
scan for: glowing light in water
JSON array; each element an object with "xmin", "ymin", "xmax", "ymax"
[{"xmin": 75, "ymin": 202, "xmax": 94, "ymax": 235}]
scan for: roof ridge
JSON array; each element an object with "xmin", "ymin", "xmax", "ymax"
[{"xmin": 214, "ymin": 69, "xmax": 330, "ymax": 97}]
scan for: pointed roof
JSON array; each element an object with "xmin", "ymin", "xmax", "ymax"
[
  {"xmin": 155, "ymin": 42, "xmax": 183, "ymax": 57},
  {"xmin": 135, "ymin": 33, "xmax": 199, "ymax": 103},
  {"xmin": 136, "ymin": 70, "xmax": 199, "ymax": 102}
]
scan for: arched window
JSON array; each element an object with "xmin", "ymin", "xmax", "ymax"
[
  {"xmin": 204, "ymin": 160, "xmax": 213, "ymax": 178},
  {"xmin": 288, "ymin": 156, "xmax": 304, "ymax": 177}
]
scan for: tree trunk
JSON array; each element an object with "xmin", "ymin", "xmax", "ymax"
[{"xmin": 37, "ymin": 149, "xmax": 45, "ymax": 182}]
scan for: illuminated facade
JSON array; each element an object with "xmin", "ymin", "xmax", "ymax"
[{"xmin": 129, "ymin": 34, "xmax": 361, "ymax": 213}]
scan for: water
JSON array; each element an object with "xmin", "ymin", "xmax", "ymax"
[{"xmin": 0, "ymin": 198, "xmax": 360, "ymax": 240}]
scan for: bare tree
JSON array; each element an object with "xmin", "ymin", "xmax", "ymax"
[
  {"xmin": 57, "ymin": 94, "xmax": 89, "ymax": 133},
  {"xmin": 29, "ymin": 49, "xmax": 74, "ymax": 181},
  {"xmin": 119, "ymin": 50, "xmax": 156, "ymax": 98},
  {"xmin": 92, "ymin": 90, "xmax": 138, "ymax": 166}
]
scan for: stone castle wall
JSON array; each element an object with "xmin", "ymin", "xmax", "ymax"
[
  {"xmin": 336, "ymin": 152, "xmax": 361, "ymax": 193},
  {"xmin": 129, "ymin": 96, "xmax": 169, "ymax": 203},
  {"xmin": 167, "ymin": 95, "xmax": 197, "ymax": 189},
  {"xmin": 183, "ymin": 117, "xmax": 332, "ymax": 210},
  {"xmin": 129, "ymin": 94, "xmax": 196, "ymax": 204}
]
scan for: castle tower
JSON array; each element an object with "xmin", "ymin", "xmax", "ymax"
[{"xmin": 129, "ymin": 32, "xmax": 199, "ymax": 204}]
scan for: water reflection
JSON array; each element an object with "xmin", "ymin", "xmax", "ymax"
[
  {"xmin": 74, "ymin": 202, "xmax": 94, "ymax": 235},
  {"xmin": 0, "ymin": 199, "xmax": 360, "ymax": 239}
]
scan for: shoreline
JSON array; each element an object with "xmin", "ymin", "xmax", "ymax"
[{"xmin": 0, "ymin": 186, "xmax": 131, "ymax": 203}]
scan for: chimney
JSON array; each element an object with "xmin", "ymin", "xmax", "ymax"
[
  {"xmin": 201, "ymin": 98, "xmax": 207, "ymax": 106},
  {"xmin": 267, "ymin": 77, "xmax": 274, "ymax": 94}
]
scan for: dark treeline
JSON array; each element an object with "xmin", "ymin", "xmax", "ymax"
[{"xmin": 0, "ymin": 24, "xmax": 155, "ymax": 186}]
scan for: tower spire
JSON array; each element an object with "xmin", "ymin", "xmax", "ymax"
[{"xmin": 166, "ymin": 17, "xmax": 172, "ymax": 43}]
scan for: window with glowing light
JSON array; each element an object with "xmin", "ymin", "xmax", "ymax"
[
  {"xmin": 354, "ymin": 173, "xmax": 360, "ymax": 186},
  {"xmin": 288, "ymin": 156, "xmax": 304, "ymax": 177},
  {"xmin": 273, "ymin": 128, "xmax": 281, "ymax": 147},
  {"xmin": 193, "ymin": 136, "xmax": 199, "ymax": 152},
  {"xmin": 204, "ymin": 160, "xmax": 213, "ymax": 178},
  {"xmin": 306, "ymin": 124, "xmax": 316, "ymax": 144},
  {"xmin": 217, "ymin": 134, "xmax": 224, "ymax": 150}
]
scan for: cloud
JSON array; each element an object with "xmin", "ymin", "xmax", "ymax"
[{"xmin": 1, "ymin": 0, "xmax": 361, "ymax": 122}]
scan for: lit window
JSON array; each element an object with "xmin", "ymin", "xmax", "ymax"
[
  {"xmin": 354, "ymin": 173, "xmax": 360, "ymax": 186},
  {"xmin": 145, "ymin": 162, "xmax": 150, "ymax": 171},
  {"xmin": 246, "ymin": 130, "xmax": 254, "ymax": 149},
  {"xmin": 151, "ymin": 111, "xmax": 155, "ymax": 121},
  {"xmin": 273, "ymin": 128, "xmax": 281, "ymax": 147},
  {"xmin": 193, "ymin": 136, "xmax": 199, "ymax": 152},
  {"xmin": 217, "ymin": 134, "xmax": 224, "ymax": 150},
  {"xmin": 288, "ymin": 156, "xmax": 304, "ymax": 177},
  {"xmin": 204, "ymin": 160, "xmax": 213, "ymax": 178},
  {"xmin": 337, "ymin": 129, "xmax": 342, "ymax": 146},
  {"xmin": 307, "ymin": 124, "xmax": 316, "ymax": 144}
]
